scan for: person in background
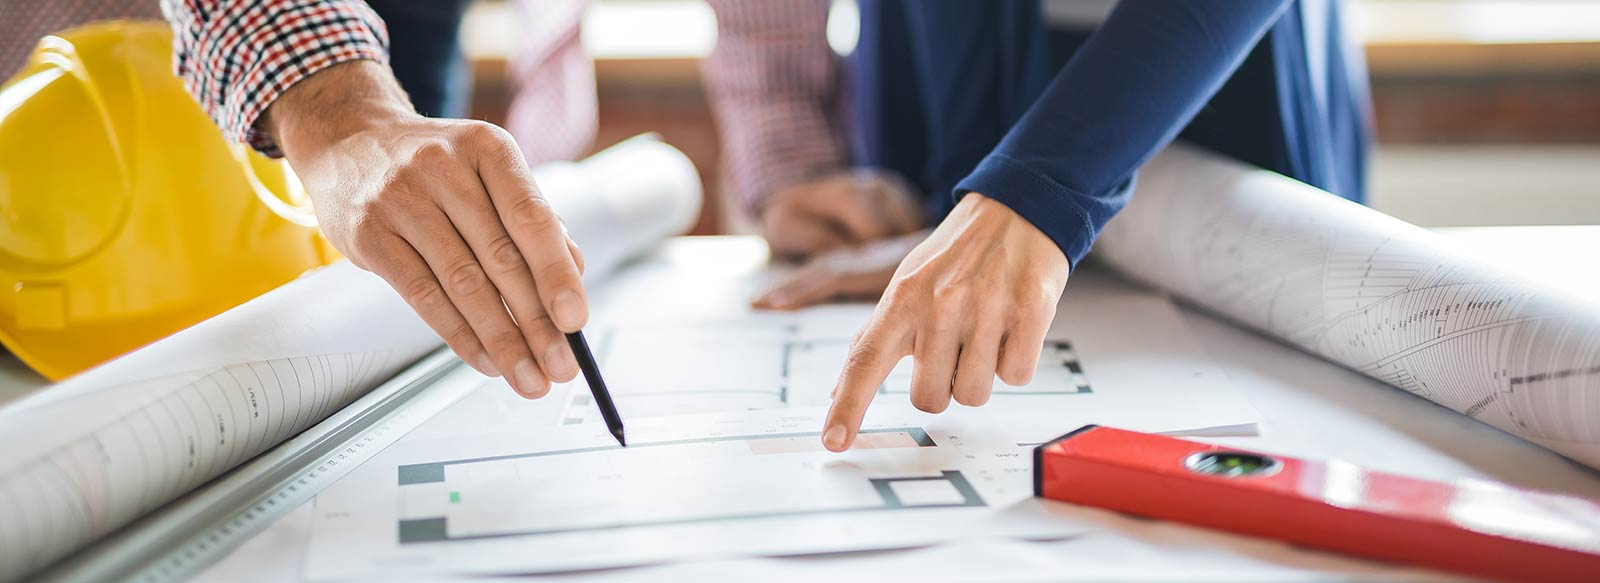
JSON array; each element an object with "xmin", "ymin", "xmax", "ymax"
[
  {"xmin": 700, "ymin": 0, "xmax": 1369, "ymax": 451},
  {"xmin": 701, "ymin": 2, "xmax": 927, "ymax": 262}
]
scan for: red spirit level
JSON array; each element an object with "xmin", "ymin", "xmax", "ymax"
[{"xmin": 1033, "ymin": 425, "xmax": 1600, "ymax": 582}]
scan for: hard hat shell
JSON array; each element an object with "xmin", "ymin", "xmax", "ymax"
[{"xmin": 0, "ymin": 21, "xmax": 338, "ymax": 381}]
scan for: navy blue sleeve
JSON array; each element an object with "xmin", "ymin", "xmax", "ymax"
[{"xmin": 955, "ymin": 0, "xmax": 1293, "ymax": 268}]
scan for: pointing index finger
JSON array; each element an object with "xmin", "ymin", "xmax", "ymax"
[{"xmin": 823, "ymin": 316, "xmax": 910, "ymax": 452}]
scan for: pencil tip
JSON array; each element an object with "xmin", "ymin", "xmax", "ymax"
[{"xmin": 614, "ymin": 428, "xmax": 627, "ymax": 447}]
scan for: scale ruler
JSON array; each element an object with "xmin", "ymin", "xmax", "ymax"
[{"xmin": 37, "ymin": 349, "xmax": 478, "ymax": 583}]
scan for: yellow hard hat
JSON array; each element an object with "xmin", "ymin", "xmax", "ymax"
[{"xmin": 0, "ymin": 21, "xmax": 338, "ymax": 381}]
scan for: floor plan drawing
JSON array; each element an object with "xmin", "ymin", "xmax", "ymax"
[
  {"xmin": 392, "ymin": 427, "xmax": 982, "ymax": 544},
  {"xmin": 303, "ymin": 408, "xmax": 1065, "ymax": 579},
  {"xmin": 558, "ymin": 322, "xmax": 1095, "ymax": 426}
]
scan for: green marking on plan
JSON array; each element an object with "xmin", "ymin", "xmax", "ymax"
[{"xmin": 450, "ymin": 491, "xmax": 460, "ymax": 504}]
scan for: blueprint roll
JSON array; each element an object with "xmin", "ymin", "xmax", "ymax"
[
  {"xmin": 1096, "ymin": 143, "xmax": 1600, "ymax": 470},
  {"xmin": 533, "ymin": 134, "xmax": 704, "ymax": 284}
]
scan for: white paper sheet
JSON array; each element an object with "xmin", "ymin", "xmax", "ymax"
[
  {"xmin": 191, "ymin": 236, "xmax": 1264, "ymax": 580},
  {"xmin": 542, "ymin": 238, "xmax": 1264, "ymax": 445},
  {"xmin": 1097, "ymin": 143, "xmax": 1600, "ymax": 469},
  {"xmin": 301, "ymin": 406, "xmax": 1077, "ymax": 580}
]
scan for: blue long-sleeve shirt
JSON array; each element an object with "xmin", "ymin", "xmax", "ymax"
[{"xmin": 850, "ymin": 0, "xmax": 1370, "ymax": 268}]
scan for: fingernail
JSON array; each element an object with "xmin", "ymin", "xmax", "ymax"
[
  {"xmin": 477, "ymin": 355, "xmax": 500, "ymax": 377},
  {"xmin": 545, "ymin": 344, "xmax": 575, "ymax": 380},
  {"xmin": 514, "ymin": 359, "xmax": 545, "ymax": 398},
  {"xmin": 823, "ymin": 425, "xmax": 849, "ymax": 451},
  {"xmin": 553, "ymin": 290, "xmax": 585, "ymax": 330}
]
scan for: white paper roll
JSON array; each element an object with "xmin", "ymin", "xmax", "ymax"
[
  {"xmin": 1097, "ymin": 143, "xmax": 1600, "ymax": 469},
  {"xmin": 533, "ymin": 134, "xmax": 704, "ymax": 283}
]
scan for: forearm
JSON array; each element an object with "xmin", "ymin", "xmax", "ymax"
[{"xmin": 956, "ymin": 0, "xmax": 1293, "ymax": 266}]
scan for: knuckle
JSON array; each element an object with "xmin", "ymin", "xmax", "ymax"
[
  {"xmin": 343, "ymin": 199, "xmax": 385, "ymax": 229},
  {"xmin": 878, "ymin": 291, "xmax": 918, "ymax": 320},
  {"xmin": 463, "ymin": 121, "xmax": 512, "ymax": 146},
  {"xmin": 342, "ymin": 228, "xmax": 382, "ymax": 263},
  {"xmin": 410, "ymin": 140, "xmax": 455, "ymax": 167},
  {"xmin": 844, "ymin": 343, "xmax": 884, "ymax": 371},
  {"xmin": 522, "ymin": 310, "xmax": 558, "ymax": 332},
  {"xmin": 532, "ymin": 256, "xmax": 578, "ymax": 286},
  {"xmin": 889, "ymin": 275, "xmax": 928, "ymax": 298},
  {"xmin": 444, "ymin": 260, "xmax": 492, "ymax": 296},
  {"xmin": 483, "ymin": 235, "xmax": 528, "ymax": 273},
  {"xmin": 488, "ymin": 327, "xmax": 527, "ymax": 351},
  {"xmin": 404, "ymin": 277, "xmax": 450, "ymax": 310},
  {"xmin": 507, "ymin": 196, "xmax": 561, "ymax": 233},
  {"xmin": 930, "ymin": 281, "xmax": 966, "ymax": 306},
  {"xmin": 443, "ymin": 321, "xmax": 476, "ymax": 344},
  {"xmin": 467, "ymin": 123, "xmax": 523, "ymax": 166}
]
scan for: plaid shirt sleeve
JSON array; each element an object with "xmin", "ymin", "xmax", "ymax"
[
  {"xmin": 160, "ymin": 0, "xmax": 390, "ymax": 157},
  {"xmin": 703, "ymin": 0, "xmax": 846, "ymax": 214}
]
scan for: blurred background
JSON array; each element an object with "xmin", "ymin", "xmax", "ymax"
[
  {"xmin": 448, "ymin": 0, "xmax": 1600, "ymax": 235},
  {"xmin": 2, "ymin": 0, "xmax": 1595, "ymax": 235}
]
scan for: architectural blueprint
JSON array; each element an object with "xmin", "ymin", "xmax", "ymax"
[
  {"xmin": 1098, "ymin": 143, "xmax": 1600, "ymax": 469},
  {"xmin": 555, "ymin": 325, "xmax": 1088, "ymax": 426},
  {"xmin": 303, "ymin": 407, "xmax": 1083, "ymax": 579},
  {"xmin": 401, "ymin": 253, "xmax": 1264, "ymax": 449},
  {"xmin": 191, "ymin": 244, "xmax": 1265, "ymax": 580}
]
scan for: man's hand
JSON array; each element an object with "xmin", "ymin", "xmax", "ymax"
[
  {"xmin": 821, "ymin": 193, "xmax": 1069, "ymax": 452},
  {"xmin": 761, "ymin": 171, "xmax": 925, "ymax": 260},
  {"xmin": 752, "ymin": 230, "xmax": 927, "ymax": 311},
  {"xmin": 266, "ymin": 61, "xmax": 585, "ymax": 399}
]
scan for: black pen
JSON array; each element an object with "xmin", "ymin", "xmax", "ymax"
[{"xmin": 565, "ymin": 331, "xmax": 626, "ymax": 446}]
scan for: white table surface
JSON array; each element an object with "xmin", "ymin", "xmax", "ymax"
[{"xmin": 6, "ymin": 227, "xmax": 1600, "ymax": 581}]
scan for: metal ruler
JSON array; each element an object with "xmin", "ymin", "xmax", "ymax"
[{"xmin": 36, "ymin": 348, "xmax": 477, "ymax": 583}]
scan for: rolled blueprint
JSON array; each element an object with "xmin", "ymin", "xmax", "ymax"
[
  {"xmin": 536, "ymin": 134, "xmax": 704, "ymax": 282},
  {"xmin": 1097, "ymin": 143, "xmax": 1600, "ymax": 469},
  {"xmin": 0, "ymin": 136, "xmax": 702, "ymax": 581}
]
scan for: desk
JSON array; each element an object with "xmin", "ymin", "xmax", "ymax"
[
  {"xmin": 7, "ymin": 227, "xmax": 1600, "ymax": 581},
  {"xmin": 516, "ymin": 228, "xmax": 1600, "ymax": 582}
]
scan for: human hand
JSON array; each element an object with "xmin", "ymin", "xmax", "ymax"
[
  {"xmin": 760, "ymin": 170, "xmax": 925, "ymax": 260},
  {"xmin": 820, "ymin": 193, "xmax": 1070, "ymax": 451},
  {"xmin": 266, "ymin": 61, "xmax": 585, "ymax": 398},
  {"xmin": 751, "ymin": 230, "xmax": 928, "ymax": 310}
]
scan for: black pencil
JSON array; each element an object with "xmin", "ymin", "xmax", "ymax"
[{"xmin": 565, "ymin": 331, "xmax": 626, "ymax": 446}]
